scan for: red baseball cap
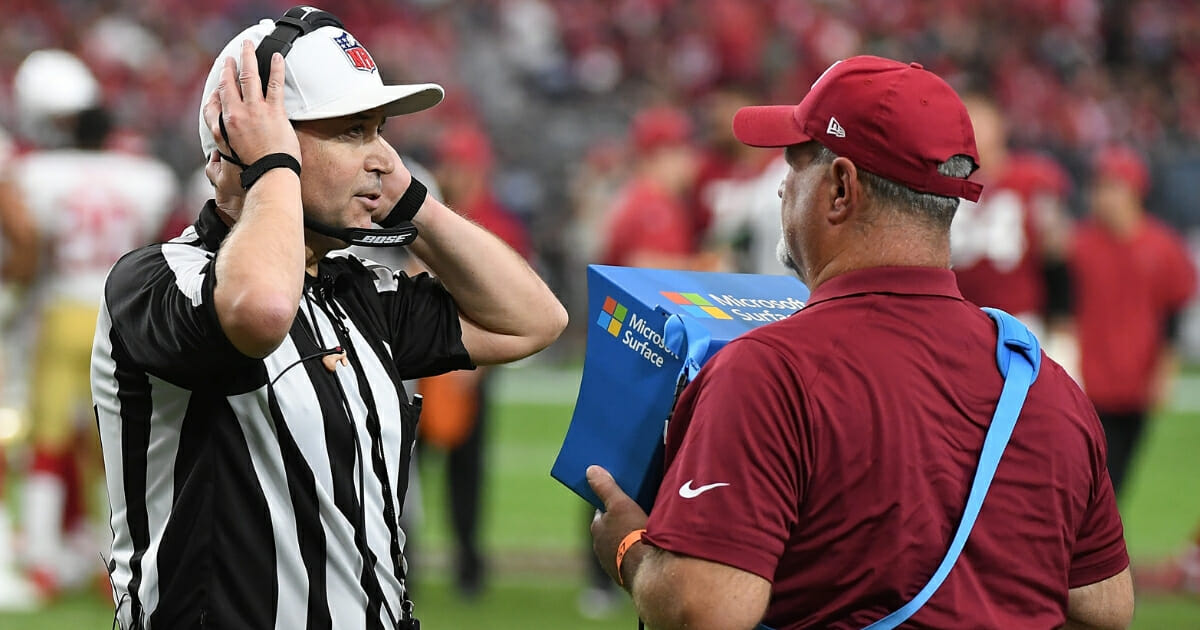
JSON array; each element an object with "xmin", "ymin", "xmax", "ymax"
[
  {"xmin": 437, "ymin": 124, "xmax": 494, "ymax": 170},
  {"xmin": 631, "ymin": 106, "xmax": 693, "ymax": 153},
  {"xmin": 732, "ymin": 56, "xmax": 983, "ymax": 202},
  {"xmin": 1092, "ymin": 145, "xmax": 1149, "ymax": 199}
]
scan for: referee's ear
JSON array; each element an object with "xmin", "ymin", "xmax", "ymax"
[{"xmin": 206, "ymin": 151, "xmax": 221, "ymax": 186}]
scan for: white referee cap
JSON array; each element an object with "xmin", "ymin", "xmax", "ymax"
[{"xmin": 198, "ymin": 17, "xmax": 444, "ymax": 157}]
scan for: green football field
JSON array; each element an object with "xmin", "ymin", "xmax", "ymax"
[{"xmin": 2, "ymin": 364, "xmax": 1198, "ymax": 629}]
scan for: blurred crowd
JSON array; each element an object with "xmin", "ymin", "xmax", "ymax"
[
  {"xmin": 3, "ymin": 0, "xmax": 1200, "ymax": 350},
  {"xmin": 1, "ymin": 0, "xmax": 1199, "ymax": 242},
  {"xmin": 1, "ymin": 0, "xmax": 1199, "ymax": 613}
]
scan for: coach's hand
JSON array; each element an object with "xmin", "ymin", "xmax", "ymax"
[{"xmin": 587, "ymin": 465, "xmax": 648, "ymax": 587}]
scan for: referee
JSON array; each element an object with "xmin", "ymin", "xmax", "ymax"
[{"xmin": 90, "ymin": 8, "xmax": 566, "ymax": 630}]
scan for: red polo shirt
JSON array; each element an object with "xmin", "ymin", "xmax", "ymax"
[
  {"xmin": 644, "ymin": 266, "xmax": 1127, "ymax": 629},
  {"xmin": 1069, "ymin": 216, "xmax": 1197, "ymax": 411}
]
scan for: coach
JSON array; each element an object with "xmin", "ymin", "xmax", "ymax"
[
  {"xmin": 91, "ymin": 8, "xmax": 566, "ymax": 629},
  {"xmin": 588, "ymin": 56, "xmax": 1132, "ymax": 629}
]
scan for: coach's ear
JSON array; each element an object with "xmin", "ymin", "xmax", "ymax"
[{"xmin": 827, "ymin": 156, "xmax": 862, "ymax": 225}]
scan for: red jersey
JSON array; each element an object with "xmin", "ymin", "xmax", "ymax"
[
  {"xmin": 645, "ymin": 267, "xmax": 1127, "ymax": 629},
  {"xmin": 601, "ymin": 177, "xmax": 692, "ymax": 267},
  {"xmin": 1070, "ymin": 217, "xmax": 1197, "ymax": 411},
  {"xmin": 951, "ymin": 154, "xmax": 1070, "ymax": 317},
  {"xmin": 461, "ymin": 190, "xmax": 531, "ymax": 260},
  {"xmin": 686, "ymin": 152, "xmax": 732, "ymax": 249}
]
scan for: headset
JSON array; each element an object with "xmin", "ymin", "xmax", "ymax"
[
  {"xmin": 254, "ymin": 7, "xmax": 343, "ymax": 96},
  {"xmin": 229, "ymin": 5, "xmax": 420, "ymax": 248}
]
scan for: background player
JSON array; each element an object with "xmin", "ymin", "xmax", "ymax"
[
  {"xmin": 1068, "ymin": 145, "xmax": 1197, "ymax": 499},
  {"xmin": 11, "ymin": 49, "xmax": 178, "ymax": 600},
  {"xmin": 950, "ymin": 93, "xmax": 1075, "ymax": 357},
  {"xmin": 0, "ymin": 121, "xmax": 40, "ymax": 610}
]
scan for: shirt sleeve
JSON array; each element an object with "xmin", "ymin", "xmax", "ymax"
[
  {"xmin": 380, "ymin": 269, "xmax": 473, "ymax": 380},
  {"xmin": 643, "ymin": 339, "xmax": 805, "ymax": 581},
  {"xmin": 1068, "ymin": 415, "xmax": 1131, "ymax": 588},
  {"xmin": 104, "ymin": 243, "xmax": 262, "ymax": 391},
  {"xmin": 1158, "ymin": 229, "xmax": 1198, "ymax": 313}
]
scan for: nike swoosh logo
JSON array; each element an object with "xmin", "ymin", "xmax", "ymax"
[{"xmin": 678, "ymin": 480, "xmax": 730, "ymax": 499}]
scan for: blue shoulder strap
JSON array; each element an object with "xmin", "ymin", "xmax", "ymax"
[
  {"xmin": 664, "ymin": 313, "xmax": 712, "ymax": 383},
  {"xmin": 757, "ymin": 308, "xmax": 1041, "ymax": 630}
]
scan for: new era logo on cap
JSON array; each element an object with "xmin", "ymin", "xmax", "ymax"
[
  {"xmin": 827, "ymin": 117, "xmax": 846, "ymax": 138},
  {"xmin": 333, "ymin": 32, "xmax": 376, "ymax": 72}
]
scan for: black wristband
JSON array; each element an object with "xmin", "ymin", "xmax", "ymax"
[
  {"xmin": 240, "ymin": 153, "xmax": 301, "ymax": 190},
  {"xmin": 380, "ymin": 177, "xmax": 428, "ymax": 227}
]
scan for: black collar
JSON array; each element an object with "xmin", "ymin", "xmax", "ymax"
[
  {"xmin": 195, "ymin": 200, "xmax": 232, "ymax": 252},
  {"xmin": 193, "ymin": 200, "xmax": 361, "ymax": 291}
]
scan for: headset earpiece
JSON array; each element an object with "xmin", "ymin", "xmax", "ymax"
[{"xmin": 254, "ymin": 6, "xmax": 346, "ymax": 96}]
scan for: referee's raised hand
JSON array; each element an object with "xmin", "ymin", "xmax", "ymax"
[
  {"xmin": 203, "ymin": 40, "xmax": 300, "ymax": 176},
  {"xmin": 203, "ymin": 39, "xmax": 305, "ymax": 358}
]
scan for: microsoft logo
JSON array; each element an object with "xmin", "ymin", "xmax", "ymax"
[
  {"xmin": 660, "ymin": 291, "xmax": 733, "ymax": 320},
  {"xmin": 597, "ymin": 296, "xmax": 629, "ymax": 337}
]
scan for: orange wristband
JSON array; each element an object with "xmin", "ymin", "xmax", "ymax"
[{"xmin": 615, "ymin": 528, "xmax": 646, "ymax": 586}]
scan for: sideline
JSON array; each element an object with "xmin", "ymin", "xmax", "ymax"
[
  {"xmin": 492, "ymin": 362, "xmax": 582, "ymax": 406},
  {"xmin": 492, "ymin": 363, "xmax": 1200, "ymax": 412}
]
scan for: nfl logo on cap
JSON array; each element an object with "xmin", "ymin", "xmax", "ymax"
[{"xmin": 333, "ymin": 32, "xmax": 376, "ymax": 72}]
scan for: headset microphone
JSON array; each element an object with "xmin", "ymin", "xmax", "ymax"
[
  {"xmin": 303, "ymin": 173, "xmax": 427, "ymax": 248},
  {"xmin": 304, "ymin": 216, "xmax": 419, "ymax": 247}
]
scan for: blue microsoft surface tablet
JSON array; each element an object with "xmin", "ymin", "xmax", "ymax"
[{"xmin": 552, "ymin": 265, "xmax": 809, "ymax": 512}]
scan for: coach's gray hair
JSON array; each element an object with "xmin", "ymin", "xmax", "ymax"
[{"xmin": 812, "ymin": 146, "xmax": 974, "ymax": 229}]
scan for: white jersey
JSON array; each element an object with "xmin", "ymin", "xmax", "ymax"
[
  {"xmin": 15, "ymin": 150, "xmax": 177, "ymax": 305},
  {"xmin": 706, "ymin": 155, "xmax": 792, "ymax": 276}
]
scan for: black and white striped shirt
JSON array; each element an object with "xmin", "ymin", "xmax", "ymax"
[{"xmin": 92, "ymin": 202, "xmax": 471, "ymax": 629}]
